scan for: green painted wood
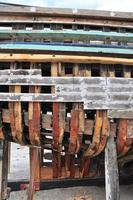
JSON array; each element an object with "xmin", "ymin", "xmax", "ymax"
[
  {"xmin": 0, "ymin": 43, "xmax": 132, "ymax": 55},
  {"xmin": 0, "ymin": 29, "xmax": 133, "ymax": 42}
]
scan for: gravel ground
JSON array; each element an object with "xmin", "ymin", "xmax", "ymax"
[{"xmin": 8, "ymin": 143, "xmax": 133, "ymax": 200}]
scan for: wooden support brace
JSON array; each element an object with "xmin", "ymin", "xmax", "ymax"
[
  {"xmin": 93, "ymin": 111, "xmax": 109, "ymax": 157},
  {"xmin": 105, "ymin": 133, "xmax": 120, "ymax": 200},
  {"xmin": 27, "ymin": 147, "xmax": 41, "ymax": 200},
  {"xmin": 84, "ymin": 110, "xmax": 103, "ymax": 157},
  {"xmin": 0, "ymin": 140, "xmax": 10, "ymax": 200},
  {"xmin": 28, "ymin": 63, "xmax": 41, "ymax": 146}
]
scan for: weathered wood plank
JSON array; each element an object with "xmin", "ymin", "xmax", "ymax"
[
  {"xmin": 105, "ymin": 135, "xmax": 120, "ymax": 200},
  {"xmin": 127, "ymin": 120, "xmax": 133, "ymax": 138},
  {"xmin": 0, "ymin": 54, "xmax": 133, "ymax": 65},
  {"xmin": 0, "ymin": 77, "xmax": 133, "ymax": 110},
  {"xmin": 0, "ymin": 6, "xmax": 132, "ymax": 21},
  {"xmin": 0, "ymin": 18, "xmax": 132, "ymax": 29},
  {"xmin": 28, "ymin": 63, "xmax": 41, "ymax": 146},
  {"xmin": 108, "ymin": 110, "xmax": 133, "ymax": 119},
  {"xmin": 0, "ymin": 140, "xmax": 10, "ymax": 200},
  {"xmin": 0, "ymin": 43, "xmax": 132, "ymax": 56},
  {"xmin": 0, "ymin": 69, "xmax": 41, "ymax": 76},
  {"xmin": 84, "ymin": 110, "xmax": 103, "ymax": 157},
  {"xmin": 28, "ymin": 147, "xmax": 41, "ymax": 200},
  {"xmin": 0, "ymin": 29, "xmax": 133, "ymax": 42},
  {"xmin": 0, "ymin": 76, "xmax": 107, "ymax": 85},
  {"xmin": 51, "ymin": 62, "xmax": 60, "ymax": 178}
]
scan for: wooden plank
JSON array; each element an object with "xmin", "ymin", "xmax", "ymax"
[
  {"xmin": 108, "ymin": 110, "xmax": 133, "ymax": 119},
  {"xmin": 0, "ymin": 54, "xmax": 133, "ymax": 65},
  {"xmin": 28, "ymin": 64, "xmax": 41, "ymax": 146},
  {"xmin": 0, "ymin": 69, "xmax": 41, "ymax": 76},
  {"xmin": 80, "ymin": 63, "xmax": 91, "ymax": 178},
  {"xmin": 8, "ymin": 62, "xmax": 18, "ymax": 143},
  {"xmin": 0, "ymin": 17, "xmax": 132, "ymax": 29},
  {"xmin": 51, "ymin": 62, "xmax": 60, "ymax": 178},
  {"xmin": 105, "ymin": 135, "xmax": 120, "ymax": 200},
  {"xmin": 69, "ymin": 107, "xmax": 79, "ymax": 177},
  {"xmin": 0, "ymin": 75, "xmax": 108, "ymax": 85},
  {"xmin": 0, "ymin": 44, "xmax": 132, "ymax": 56},
  {"xmin": 51, "ymin": 60, "xmax": 65, "ymax": 178},
  {"xmin": 28, "ymin": 147, "xmax": 41, "ymax": 200},
  {"xmin": 92, "ymin": 64, "xmax": 108, "ymax": 158},
  {"xmin": 1, "ymin": 76, "xmax": 133, "ymax": 110},
  {"xmin": 93, "ymin": 111, "xmax": 109, "ymax": 157},
  {"xmin": 0, "ymin": 29, "xmax": 133, "ymax": 42},
  {"xmin": 116, "ymin": 66, "xmax": 131, "ymax": 157},
  {"xmin": 14, "ymin": 85, "xmax": 23, "ymax": 144},
  {"xmin": 117, "ymin": 119, "xmax": 127, "ymax": 155},
  {"xmin": 84, "ymin": 110, "xmax": 103, "ymax": 157},
  {"xmin": 0, "ymin": 6, "xmax": 132, "ymax": 21},
  {"xmin": 68, "ymin": 64, "xmax": 79, "ymax": 178},
  {"xmin": 27, "ymin": 25, "xmax": 42, "ymax": 200},
  {"xmin": 0, "ymin": 140, "xmax": 10, "ymax": 200},
  {"xmin": 58, "ymin": 63, "xmax": 66, "ymax": 178}
]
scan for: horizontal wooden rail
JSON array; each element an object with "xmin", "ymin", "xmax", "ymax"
[
  {"xmin": 0, "ymin": 54, "xmax": 133, "ymax": 65},
  {"xmin": 0, "ymin": 29, "xmax": 133, "ymax": 42},
  {"xmin": 0, "ymin": 43, "xmax": 132, "ymax": 55},
  {"xmin": 0, "ymin": 6, "xmax": 132, "ymax": 21}
]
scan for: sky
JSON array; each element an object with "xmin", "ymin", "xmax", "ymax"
[{"xmin": 1, "ymin": 0, "xmax": 133, "ymax": 12}]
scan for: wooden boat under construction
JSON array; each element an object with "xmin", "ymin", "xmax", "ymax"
[{"xmin": 0, "ymin": 3, "xmax": 133, "ymax": 200}]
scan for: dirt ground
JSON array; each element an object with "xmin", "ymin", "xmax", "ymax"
[
  {"xmin": 8, "ymin": 143, "xmax": 133, "ymax": 200},
  {"xmin": 9, "ymin": 185, "xmax": 133, "ymax": 200}
]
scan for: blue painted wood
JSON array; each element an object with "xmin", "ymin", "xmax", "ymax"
[
  {"xmin": 0, "ymin": 29, "xmax": 133, "ymax": 42},
  {"xmin": 0, "ymin": 43, "xmax": 132, "ymax": 55}
]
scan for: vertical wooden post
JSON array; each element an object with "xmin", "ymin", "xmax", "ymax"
[
  {"xmin": 8, "ymin": 143, "xmax": 11, "ymax": 173},
  {"xmin": 27, "ymin": 147, "xmax": 41, "ymax": 200},
  {"xmin": 0, "ymin": 140, "xmax": 10, "ymax": 200},
  {"xmin": 105, "ymin": 130, "xmax": 120, "ymax": 200}
]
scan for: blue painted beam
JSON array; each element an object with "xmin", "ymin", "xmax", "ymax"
[
  {"xmin": 0, "ymin": 29, "xmax": 133, "ymax": 42},
  {"xmin": 0, "ymin": 43, "xmax": 132, "ymax": 55}
]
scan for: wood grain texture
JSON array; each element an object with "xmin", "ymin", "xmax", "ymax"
[
  {"xmin": 105, "ymin": 135, "xmax": 120, "ymax": 200},
  {"xmin": 1, "ymin": 77, "xmax": 133, "ymax": 110},
  {"xmin": 0, "ymin": 54, "xmax": 133, "ymax": 65}
]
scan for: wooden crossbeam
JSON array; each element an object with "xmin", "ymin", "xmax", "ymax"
[
  {"xmin": 0, "ymin": 69, "xmax": 41, "ymax": 76},
  {"xmin": 0, "ymin": 29, "xmax": 133, "ymax": 42},
  {"xmin": 0, "ymin": 43, "xmax": 132, "ymax": 55},
  {"xmin": 0, "ymin": 54, "xmax": 133, "ymax": 65},
  {"xmin": 0, "ymin": 6, "xmax": 132, "ymax": 21}
]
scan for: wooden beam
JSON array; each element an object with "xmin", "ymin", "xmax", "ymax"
[
  {"xmin": 0, "ymin": 29, "xmax": 132, "ymax": 42},
  {"xmin": 105, "ymin": 133, "xmax": 120, "ymax": 200},
  {"xmin": 0, "ymin": 54, "xmax": 133, "ymax": 65},
  {"xmin": 0, "ymin": 140, "xmax": 10, "ymax": 200},
  {"xmin": 27, "ymin": 147, "xmax": 41, "ymax": 200},
  {"xmin": 0, "ymin": 69, "xmax": 41, "ymax": 76},
  {"xmin": 0, "ymin": 18, "xmax": 132, "ymax": 29},
  {"xmin": 0, "ymin": 6, "xmax": 132, "ymax": 21},
  {"xmin": 0, "ymin": 43, "xmax": 132, "ymax": 55}
]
